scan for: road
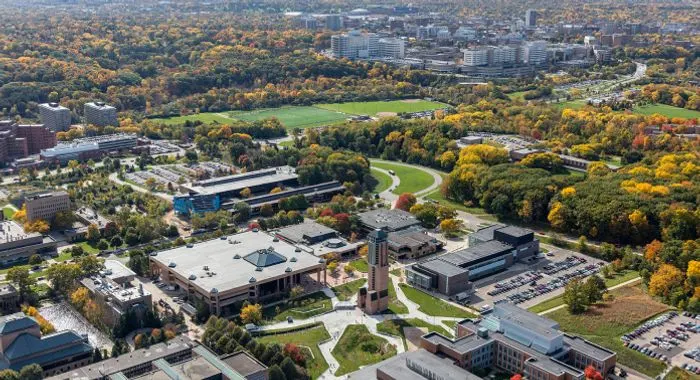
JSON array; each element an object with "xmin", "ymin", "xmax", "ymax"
[{"xmin": 369, "ymin": 158, "xmax": 444, "ymax": 202}]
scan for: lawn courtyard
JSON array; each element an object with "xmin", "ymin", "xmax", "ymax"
[
  {"xmin": 370, "ymin": 160, "xmax": 435, "ymax": 194},
  {"xmin": 257, "ymin": 323, "xmax": 331, "ymax": 379},
  {"xmin": 331, "ymin": 324, "xmax": 397, "ymax": 376}
]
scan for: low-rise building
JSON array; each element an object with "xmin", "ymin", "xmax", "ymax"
[
  {"xmin": 0, "ymin": 285, "xmax": 19, "ymax": 315},
  {"xmin": 358, "ymin": 209, "xmax": 422, "ymax": 233},
  {"xmin": 40, "ymin": 134, "xmax": 138, "ymax": 163},
  {"xmin": 387, "ymin": 227, "xmax": 443, "ymax": 260},
  {"xmin": 420, "ymin": 303, "xmax": 617, "ymax": 379},
  {"xmin": 347, "ymin": 348, "xmax": 483, "ymax": 380},
  {"xmin": 0, "ymin": 313, "xmax": 94, "ymax": 377},
  {"xmin": 274, "ymin": 221, "xmax": 364, "ymax": 257},
  {"xmin": 149, "ymin": 230, "xmax": 327, "ymax": 316},
  {"xmin": 0, "ymin": 220, "xmax": 58, "ymax": 267},
  {"xmin": 25, "ymin": 191, "xmax": 71, "ymax": 222}
]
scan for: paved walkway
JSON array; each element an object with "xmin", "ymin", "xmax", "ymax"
[
  {"xmin": 371, "ymin": 167, "xmax": 401, "ymax": 202},
  {"xmin": 369, "ymin": 159, "xmax": 444, "ymax": 201}
]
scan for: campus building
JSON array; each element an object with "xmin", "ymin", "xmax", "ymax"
[
  {"xmin": 25, "ymin": 191, "xmax": 71, "ymax": 222},
  {"xmin": 331, "ymin": 31, "xmax": 406, "ymax": 59},
  {"xmin": 274, "ymin": 221, "xmax": 364, "ymax": 257},
  {"xmin": 0, "ymin": 313, "xmax": 94, "ymax": 377},
  {"xmin": 405, "ymin": 224, "xmax": 539, "ymax": 296},
  {"xmin": 420, "ymin": 303, "xmax": 617, "ymax": 380},
  {"xmin": 387, "ymin": 226, "xmax": 443, "ymax": 260},
  {"xmin": 149, "ymin": 230, "xmax": 327, "ymax": 316},
  {"xmin": 348, "ymin": 348, "xmax": 483, "ymax": 380},
  {"xmin": 174, "ymin": 166, "xmax": 344, "ymax": 215},
  {"xmin": 47, "ymin": 335, "xmax": 268, "ymax": 380},
  {"xmin": 357, "ymin": 229, "xmax": 390, "ymax": 314},
  {"xmin": 358, "ymin": 209, "xmax": 421, "ymax": 233},
  {"xmin": 0, "ymin": 285, "xmax": 19, "ymax": 315},
  {"xmin": 0, "ymin": 220, "xmax": 58, "ymax": 267},
  {"xmin": 0, "ymin": 120, "xmax": 56, "ymax": 164},
  {"xmin": 83, "ymin": 102, "xmax": 118, "ymax": 127},
  {"xmin": 38, "ymin": 103, "xmax": 72, "ymax": 132},
  {"xmin": 79, "ymin": 261, "xmax": 152, "ymax": 327},
  {"xmin": 40, "ymin": 133, "xmax": 138, "ymax": 163}
]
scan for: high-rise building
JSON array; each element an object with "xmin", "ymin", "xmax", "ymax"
[
  {"xmin": 377, "ymin": 38, "xmax": 405, "ymax": 58},
  {"xmin": 357, "ymin": 229, "xmax": 389, "ymax": 314},
  {"xmin": 525, "ymin": 9, "xmax": 537, "ymax": 28},
  {"xmin": 490, "ymin": 45, "xmax": 517, "ymax": 65},
  {"xmin": 523, "ymin": 41, "xmax": 548, "ymax": 65},
  {"xmin": 462, "ymin": 47, "xmax": 489, "ymax": 66},
  {"xmin": 38, "ymin": 103, "xmax": 71, "ymax": 132},
  {"xmin": 331, "ymin": 31, "xmax": 405, "ymax": 59},
  {"xmin": 0, "ymin": 121, "xmax": 56, "ymax": 163},
  {"xmin": 326, "ymin": 14, "xmax": 343, "ymax": 30},
  {"xmin": 84, "ymin": 101, "xmax": 118, "ymax": 127}
]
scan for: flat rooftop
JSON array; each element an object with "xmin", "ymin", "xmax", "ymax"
[
  {"xmin": 414, "ymin": 258, "xmax": 469, "ymax": 277},
  {"xmin": 150, "ymin": 231, "xmax": 324, "ymax": 294},
  {"xmin": 275, "ymin": 221, "xmax": 337, "ymax": 243},
  {"xmin": 358, "ymin": 209, "xmax": 421, "ymax": 232},
  {"xmin": 187, "ymin": 166, "xmax": 297, "ymax": 196},
  {"xmin": 347, "ymin": 348, "xmax": 482, "ymax": 380},
  {"xmin": 0, "ymin": 220, "xmax": 41, "ymax": 245},
  {"xmin": 25, "ymin": 191, "xmax": 68, "ymax": 201},
  {"xmin": 220, "ymin": 351, "xmax": 267, "ymax": 378},
  {"xmin": 103, "ymin": 260, "xmax": 136, "ymax": 281},
  {"xmin": 439, "ymin": 239, "xmax": 513, "ymax": 268}
]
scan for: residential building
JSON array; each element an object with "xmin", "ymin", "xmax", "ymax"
[
  {"xmin": 48, "ymin": 335, "xmax": 268, "ymax": 380},
  {"xmin": 150, "ymin": 230, "xmax": 327, "ymax": 316},
  {"xmin": 274, "ymin": 221, "xmax": 364, "ymax": 257},
  {"xmin": 357, "ymin": 229, "xmax": 389, "ymax": 314},
  {"xmin": 83, "ymin": 102, "xmax": 118, "ymax": 127},
  {"xmin": 25, "ymin": 191, "xmax": 71, "ymax": 222},
  {"xmin": 377, "ymin": 38, "xmax": 406, "ymax": 58},
  {"xmin": 38, "ymin": 103, "xmax": 72, "ymax": 132},
  {"xmin": 420, "ymin": 303, "xmax": 617, "ymax": 379},
  {"xmin": 0, "ymin": 220, "xmax": 58, "ymax": 266},
  {"xmin": 0, "ymin": 121, "xmax": 56, "ymax": 164},
  {"xmin": 325, "ymin": 14, "xmax": 343, "ymax": 30},
  {"xmin": 526, "ymin": 9, "xmax": 538, "ymax": 28},
  {"xmin": 0, "ymin": 285, "xmax": 19, "ymax": 315},
  {"xmin": 0, "ymin": 313, "xmax": 94, "ymax": 377},
  {"xmin": 331, "ymin": 31, "xmax": 405, "ymax": 59},
  {"xmin": 463, "ymin": 47, "xmax": 489, "ymax": 66},
  {"xmin": 523, "ymin": 41, "xmax": 548, "ymax": 65}
]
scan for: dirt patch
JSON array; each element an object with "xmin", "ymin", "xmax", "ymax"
[
  {"xmin": 400, "ymin": 99, "xmax": 421, "ymax": 103},
  {"xmin": 377, "ymin": 111, "xmax": 397, "ymax": 117}
]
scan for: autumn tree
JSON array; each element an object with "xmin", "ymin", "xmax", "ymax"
[
  {"xmin": 649, "ymin": 264, "xmax": 685, "ymax": 299},
  {"xmin": 240, "ymin": 304, "xmax": 263, "ymax": 324},
  {"xmin": 563, "ymin": 279, "xmax": 588, "ymax": 314},
  {"xmin": 394, "ymin": 193, "xmax": 417, "ymax": 211},
  {"xmin": 440, "ymin": 218, "xmax": 464, "ymax": 237}
]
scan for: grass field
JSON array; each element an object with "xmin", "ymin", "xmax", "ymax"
[
  {"xmin": 370, "ymin": 161, "xmax": 434, "ymax": 195},
  {"xmin": 632, "ymin": 104, "xmax": 700, "ymax": 119},
  {"xmin": 150, "ymin": 112, "xmax": 235, "ymax": 125},
  {"xmin": 424, "ymin": 188, "xmax": 491, "ymax": 215},
  {"xmin": 2, "ymin": 205, "xmax": 16, "ymax": 219},
  {"xmin": 348, "ymin": 259, "xmax": 369, "ymax": 273},
  {"xmin": 257, "ymin": 324, "xmax": 331, "ymax": 379},
  {"xmin": 262, "ymin": 291, "xmax": 331, "ymax": 322},
  {"xmin": 229, "ymin": 106, "xmax": 349, "ymax": 129},
  {"xmin": 316, "ymin": 100, "xmax": 447, "ymax": 116},
  {"xmin": 666, "ymin": 366, "xmax": 700, "ymax": 380},
  {"xmin": 554, "ymin": 99, "xmax": 588, "ymax": 110},
  {"xmin": 376, "ymin": 318, "xmax": 452, "ymax": 350},
  {"xmin": 399, "ymin": 284, "xmax": 476, "ymax": 318},
  {"xmin": 547, "ymin": 284, "xmax": 670, "ymax": 377},
  {"xmin": 332, "ymin": 279, "xmax": 366, "ymax": 301},
  {"xmin": 387, "ymin": 278, "xmax": 408, "ymax": 314},
  {"xmin": 370, "ymin": 168, "xmax": 393, "ymax": 194},
  {"xmin": 332, "ymin": 324, "xmax": 397, "ymax": 376}
]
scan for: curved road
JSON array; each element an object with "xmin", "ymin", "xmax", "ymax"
[{"xmin": 369, "ymin": 159, "xmax": 443, "ymax": 201}]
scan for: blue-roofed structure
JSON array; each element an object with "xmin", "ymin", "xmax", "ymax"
[{"xmin": 0, "ymin": 313, "xmax": 94, "ymax": 377}]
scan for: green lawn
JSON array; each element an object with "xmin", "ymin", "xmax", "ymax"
[
  {"xmin": 332, "ymin": 279, "xmax": 366, "ymax": 301},
  {"xmin": 666, "ymin": 366, "xmax": 700, "ymax": 380},
  {"xmin": 507, "ymin": 91, "xmax": 526, "ymax": 101},
  {"xmin": 370, "ymin": 168, "xmax": 393, "ymax": 194},
  {"xmin": 2, "ymin": 205, "xmax": 16, "ymax": 219},
  {"xmin": 442, "ymin": 319, "xmax": 458, "ymax": 330},
  {"xmin": 547, "ymin": 285, "xmax": 670, "ymax": 377},
  {"xmin": 150, "ymin": 112, "xmax": 235, "ymax": 125},
  {"xmin": 390, "ymin": 268, "xmax": 402, "ymax": 277},
  {"xmin": 387, "ymin": 278, "xmax": 408, "ymax": 314},
  {"xmin": 632, "ymin": 104, "xmax": 700, "ymax": 119},
  {"xmin": 424, "ymin": 188, "xmax": 490, "ymax": 215},
  {"xmin": 528, "ymin": 295, "xmax": 567, "ymax": 314},
  {"xmin": 262, "ymin": 291, "xmax": 332, "ymax": 322},
  {"xmin": 370, "ymin": 161, "xmax": 434, "ymax": 195},
  {"xmin": 316, "ymin": 100, "xmax": 448, "ymax": 116},
  {"xmin": 348, "ymin": 259, "xmax": 368, "ymax": 273},
  {"xmin": 554, "ymin": 99, "xmax": 588, "ymax": 110},
  {"xmin": 257, "ymin": 324, "xmax": 331, "ymax": 379},
  {"xmin": 75, "ymin": 242, "xmax": 100, "ymax": 255},
  {"xmin": 332, "ymin": 324, "xmax": 397, "ymax": 376},
  {"xmin": 399, "ymin": 284, "xmax": 476, "ymax": 318},
  {"xmin": 229, "ymin": 106, "xmax": 349, "ymax": 129},
  {"xmin": 376, "ymin": 318, "xmax": 451, "ymax": 350}
]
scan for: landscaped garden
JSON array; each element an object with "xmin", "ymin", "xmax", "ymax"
[
  {"xmin": 257, "ymin": 323, "xmax": 331, "ymax": 379},
  {"xmin": 331, "ymin": 324, "xmax": 397, "ymax": 376},
  {"xmin": 398, "ymin": 283, "xmax": 476, "ymax": 318},
  {"xmin": 331, "ymin": 278, "xmax": 366, "ymax": 301},
  {"xmin": 262, "ymin": 291, "xmax": 332, "ymax": 322},
  {"xmin": 376, "ymin": 318, "xmax": 452, "ymax": 349}
]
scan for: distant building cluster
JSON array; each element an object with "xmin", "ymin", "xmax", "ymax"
[
  {"xmin": 0, "ymin": 219, "xmax": 57, "ymax": 267},
  {"xmin": 0, "ymin": 120, "xmax": 56, "ymax": 164},
  {"xmin": 40, "ymin": 133, "xmax": 138, "ymax": 163},
  {"xmin": 331, "ymin": 30, "xmax": 406, "ymax": 59}
]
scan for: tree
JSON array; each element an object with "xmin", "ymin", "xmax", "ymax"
[
  {"xmin": 97, "ymin": 239, "xmax": 109, "ymax": 250},
  {"xmin": 280, "ymin": 357, "xmax": 300, "ymax": 380},
  {"xmin": 7, "ymin": 267, "xmax": 36, "ymax": 303},
  {"xmin": 260, "ymin": 204, "xmax": 274, "ymax": 217},
  {"xmin": 28, "ymin": 254, "xmax": 43, "ymax": 266},
  {"xmin": 233, "ymin": 202, "xmax": 251, "ymax": 224},
  {"xmin": 79, "ymin": 255, "xmax": 104, "ymax": 275},
  {"xmin": 563, "ymin": 279, "xmax": 588, "ymax": 314},
  {"xmin": 46, "ymin": 262, "xmax": 83, "ymax": 295},
  {"xmin": 327, "ymin": 261, "xmax": 338, "ymax": 273},
  {"xmin": 584, "ymin": 365, "xmax": 603, "ymax": 380},
  {"xmin": 24, "ymin": 219, "xmax": 50, "ymax": 234},
  {"xmin": 344, "ymin": 266, "xmax": 355, "ymax": 277},
  {"xmin": 240, "ymin": 188, "xmax": 252, "ymax": 198},
  {"xmin": 86, "ymin": 224, "xmax": 101, "ymax": 243},
  {"xmin": 53, "ymin": 211, "xmax": 76, "ymax": 230},
  {"xmin": 511, "ymin": 374, "xmax": 522, "ymax": 380},
  {"xmin": 289, "ymin": 285, "xmax": 304, "ymax": 298},
  {"xmin": 649, "ymin": 264, "xmax": 685, "ymax": 299},
  {"xmin": 440, "ymin": 218, "xmax": 463, "ymax": 237},
  {"xmin": 394, "ymin": 193, "xmax": 417, "ymax": 211},
  {"xmin": 268, "ymin": 365, "xmax": 287, "ymax": 380},
  {"xmin": 582, "ymin": 276, "xmax": 606, "ymax": 305},
  {"xmin": 18, "ymin": 364, "xmax": 43, "ymax": 380},
  {"xmin": 240, "ymin": 304, "xmax": 263, "ymax": 325},
  {"xmin": 0, "ymin": 369, "xmax": 18, "ymax": 380}
]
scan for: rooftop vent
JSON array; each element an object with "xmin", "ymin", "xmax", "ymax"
[
  {"xmin": 295, "ymin": 248, "xmax": 302, "ymax": 252},
  {"xmin": 290, "ymin": 257, "xmax": 297, "ymax": 262},
  {"xmin": 249, "ymin": 277, "xmax": 256, "ymax": 283},
  {"xmin": 188, "ymin": 274, "xmax": 197, "ymax": 280},
  {"xmin": 168, "ymin": 262, "xmax": 176, "ymax": 268},
  {"xmin": 233, "ymin": 254, "xmax": 241, "ymax": 259},
  {"xmin": 255, "ymin": 267, "xmax": 263, "ymax": 272},
  {"xmin": 273, "ymin": 237, "xmax": 279, "ymax": 242},
  {"xmin": 186, "ymin": 244, "xmax": 194, "ymax": 248},
  {"xmin": 285, "ymin": 267, "xmax": 292, "ymax": 273},
  {"xmin": 211, "ymin": 288, "xmax": 219, "ymax": 294}
]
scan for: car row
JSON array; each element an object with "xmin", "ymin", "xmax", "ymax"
[
  {"xmin": 622, "ymin": 312, "xmax": 678, "ymax": 342},
  {"xmin": 684, "ymin": 347, "xmax": 700, "ymax": 363},
  {"xmin": 500, "ymin": 265, "xmax": 602, "ymax": 305},
  {"xmin": 542, "ymin": 256, "xmax": 587, "ymax": 275},
  {"xmin": 623, "ymin": 342, "xmax": 669, "ymax": 362},
  {"xmin": 487, "ymin": 271, "xmax": 544, "ymax": 296},
  {"xmin": 681, "ymin": 363, "xmax": 700, "ymax": 375}
]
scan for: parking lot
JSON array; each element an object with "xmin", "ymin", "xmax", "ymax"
[
  {"xmin": 622, "ymin": 311, "xmax": 700, "ymax": 372},
  {"xmin": 469, "ymin": 246, "xmax": 607, "ymax": 309}
]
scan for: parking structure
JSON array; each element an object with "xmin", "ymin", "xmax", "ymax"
[
  {"xmin": 622, "ymin": 311, "xmax": 700, "ymax": 371},
  {"xmin": 469, "ymin": 247, "xmax": 607, "ymax": 309}
]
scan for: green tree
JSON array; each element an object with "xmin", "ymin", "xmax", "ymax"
[
  {"xmin": 582, "ymin": 275, "xmax": 606, "ymax": 305},
  {"xmin": 0, "ymin": 369, "xmax": 18, "ymax": 380},
  {"xmin": 46, "ymin": 263, "xmax": 83, "ymax": 295},
  {"xmin": 268, "ymin": 365, "xmax": 287, "ymax": 380},
  {"xmin": 86, "ymin": 224, "xmax": 101, "ymax": 243},
  {"xmin": 280, "ymin": 357, "xmax": 300, "ymax": 380},
  {"xmin": 18, "ymin": 364, "xmax": 43, "ymax": 380},
  {"xmin": 28, "ymin": 254, "xmax": 43, "ymax": 266},
  {"xmin": 6, "ymin": 267, "xmax": 36, "ymax": 303},
  {"xmin": 563, "ymin": 279, "xmax": 588, "ymax": 314}
]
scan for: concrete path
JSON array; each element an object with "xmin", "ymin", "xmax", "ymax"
[
  {"xmin": 371, "ymin": 167, "xmax": 400, "ymax": 203},
  {"xmin": 369, "ymin": 159, "xmax": 444, "ymax": 200}
]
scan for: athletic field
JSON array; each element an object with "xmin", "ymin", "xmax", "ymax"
[
  {"xmin": 315, "ymin": 100, "xmax": 447, "ymax": 116},
  {"xmin": 227, "ymin": 106, "xmax": 348, "ymax": 129},
  {"xmin": 632, "ymin": 104, "xmax": 700, "ymax": 119}
]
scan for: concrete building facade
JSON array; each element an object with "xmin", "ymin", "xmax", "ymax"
[
  {"xmin": 84, "ymin": 102, "xmax": 118, "ymax": 127},
  {"xmin": 25, "ymin": 191, "xmax": 71, "ymax": 222},
  {"xmin": 358, "ymin": 229, "xmax": 390, "ymax": 314},
  {"xmin": 0, "ymin": 220, "xmax": 58, "ymax": 267},
  {"xmin": 38, "ymin": 103, "xmax": 72, "ymax": 132}
]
